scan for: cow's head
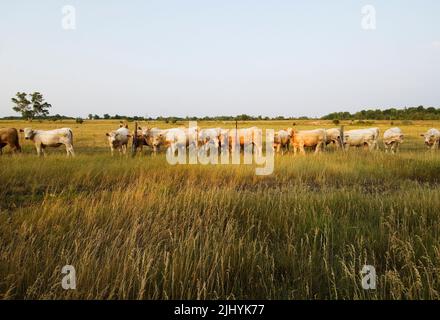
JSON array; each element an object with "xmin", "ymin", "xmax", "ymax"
[
  {"xmin": 106, "ymin": 132, "xmax": 120, "ymax": 147},
  {"xmin": 421, "ymin": 131, "xmax": 438, "ymax": 146},
  {"xmin": 152, "ymin": 133, "xmax": 164, "ymax": 147},
  {"xmin": 21, "ymin": 128, "xmax": 35, "ymax": 140},
  {"xmin": 285, "ymin": 128, "xmax": 296, "ymax": 141}
]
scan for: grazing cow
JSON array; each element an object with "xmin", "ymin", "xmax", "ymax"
[
  {"xmin": 0, "ymin": 128, "xmax": 21, "ymax": 154},
  {"xmin": 383, "ymin": 127, "xmax": 404, "ymax": 153},
  {"xmin": 286, "ymin": 128, "xmax": 326, "ymax": 155},
  {"xmin": 273, "ymin": 130, "xmax": 290, "ymax": 154},
  {"xmin": 106, "ymin": 125, "xmax": 131, "ymax": 156},
  {"xmin": 343, "ymin": 128, "xmax": 379, "ymax": 151},
  {"xmin": 421, "ymin": 128, "xmax": 440, "ymax": 150},
  {"xmin": 325, "ymin": 128, "xmax": 343, "ymax": 148},
  {"xmin": 21, "ymin": 128, "xmax": 74, "ymax": 156}
]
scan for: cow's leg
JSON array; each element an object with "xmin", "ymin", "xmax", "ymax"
[
  {"xmin": 300, "ymin": 143, "xmax": 306, "ymax": 155},
  {"xmin": 36, "ymin": 144, "xmax": 42, "ymax": 157},
  {"xmin": 66, "ymin": 144, "xmax": 75, "ymax": 157},
  {"xmin": 314, "ymin": 142, "xmax": 322, "ymax": 154}
]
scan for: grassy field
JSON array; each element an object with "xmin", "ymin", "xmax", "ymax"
[{"xmin": 1, "ymin": 119, "xmax": 440, "ymax": 299}]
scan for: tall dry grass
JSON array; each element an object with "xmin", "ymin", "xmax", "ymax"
[{"xmin": 1, "ymin": 120, "xmax": 440, "ymax": 299}]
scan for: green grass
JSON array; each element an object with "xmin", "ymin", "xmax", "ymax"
[{"xmin": 1, "ymin": 120, "xmax": 440, "ymax": 299}]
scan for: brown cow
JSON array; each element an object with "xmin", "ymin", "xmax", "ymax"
[{"xmin": 0, "ymin": 128, "xmax": 21, "ymax": 154}]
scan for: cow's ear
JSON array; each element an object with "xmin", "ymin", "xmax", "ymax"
[
  {"xmin": 420, "ymin": 134, "xmax": 424, "ymax": 137},
  {"xmin": 125, "ymin": 124, "xmax": 129, "ymax": 129},
  {"xmin": 138, "ymin": 127, "xmax": 142, "ymax": 130},
  {"xmin": 106, "ymin": 133, "xmax": 110, "ymax": 136},
  {"xmin": 19, "ymin": 129, "xmax": 24, "ymax": 132},
  {"xmin": 127, "ymin": 134, "xmax": 132, "ymax": 138}
]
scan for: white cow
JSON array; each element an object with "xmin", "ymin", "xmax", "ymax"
[
  {"xmin": 421, "ymin": 128, "xmax": 440, "ymax": 150},
  {"xmin": 286, "ymin": 128, "xmax": 326, "ymax": 155},
  {"xmin": 325, "ymin": 128, "xmax": 343, "ymax": 148},
  {"xmin": 343, "ymin": 128, "xmax": 379, "ymax": 151},
  {"xmin": 273, "ymin": 130, "xmax": 290, "ymax": 154},
  {"xmin": 383, "ymin": 127, "xmax": 404, "ymax": 153},
  {"xmin": 22, "ymin": 128, "xmax": 74, "ymax": 156},
  {"xmin": 154, "ymin": 127, "xmax": 199, "ymax": 155},
  {"xmin": 141, "ymin": 127, "xmax": 163, "ymax": 153},
  {"xmin": 106, "ymin": 125, "xmax": 131, "ymax": 156}
]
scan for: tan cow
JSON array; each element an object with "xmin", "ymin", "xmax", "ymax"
[
  {"xmin": 21, "ymin": 128, "xmax": 74, "ymax": 156},
  {"xmin": 0, "ymin": 128, "xmax": 21, "ymax": 154},
  {"xmin": 286, "ymin": 128, "xmax": 326, "ymax": 155},
  {"xmin": 228, "ymin": 127, "xmax": 262, "ymax": 155},
  {"xmin": 383, "ymin": 127, "xmax": 404, "ymax": 153}
]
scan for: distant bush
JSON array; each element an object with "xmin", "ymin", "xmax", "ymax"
[
  {"xmin": 76, "ymin": 118, "xmax": 84, "ymax": 124},
  {"xmin": 332, "ymin": 119, "xmax": 340, "ymax": 125}
]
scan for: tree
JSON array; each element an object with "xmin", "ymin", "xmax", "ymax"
[
  {"xmin": 103, "ymin": 113, "xmax": 110, "ymax": 119},
  {"xmin": 88, "ymin": 114, "xmax": 93, "ymax": 120},
  {"xmin": 30, "ymin": 92, "xmax": 51, "ymax": 118},
  {"xmin": 11, "ymin": 92, "xmax": 32, "ymax": 120},
  {"xmin": 11, "ymin": 91, "xmax": 51, "ymax": 121}
]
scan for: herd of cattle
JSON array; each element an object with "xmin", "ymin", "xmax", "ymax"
[{"xmin": 1, "ymin": 125, "xmax": 440, "ymax": 156}]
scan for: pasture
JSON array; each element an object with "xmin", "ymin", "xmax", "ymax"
[{"xmin": 1, "ymin": 119, "xmax": 440, "ymax": 299}]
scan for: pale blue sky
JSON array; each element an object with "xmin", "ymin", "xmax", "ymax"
[{"xmin": 1, "ymin": 0, "xmax": 439, "ymax": 118}]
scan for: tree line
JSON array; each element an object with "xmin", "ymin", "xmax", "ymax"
[
  {"xmin": 7, "ymin": 92, "xmax": 440, "ymax": 121},
  {"xmin": 322, "ymin": 106, "xmax": 440, "ymax": 120}
]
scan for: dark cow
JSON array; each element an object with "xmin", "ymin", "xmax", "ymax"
[{"xmin": 0, "ymin": 128, "xmax": 21, "ymax": 154}]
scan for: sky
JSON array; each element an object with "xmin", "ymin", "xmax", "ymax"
[{"xmin": 0, "ymin": 0, "xmax": 439, "ymax": 118}]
